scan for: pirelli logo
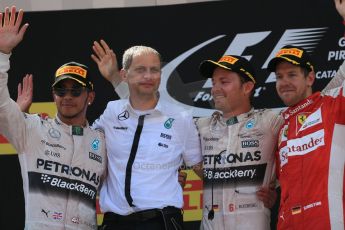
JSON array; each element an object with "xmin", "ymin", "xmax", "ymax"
[
  {"xmin": 218, "ymin": 56, "xmax": 238, "ymax": 65},
  {"xmin": 276, "ymin": 48, "xmax": 303, "ymax": 58},
  {"xmin": 56, "ymin": 66, "xmax": 87, "ymax": 78}
]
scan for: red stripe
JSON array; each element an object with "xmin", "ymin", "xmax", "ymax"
[{"xmin": 0, "ymin": 135, "xmax": 8, "ymax": 143}]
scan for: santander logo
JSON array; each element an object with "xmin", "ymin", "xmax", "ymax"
[
  {"xmin": 279, "ymin": 129, "xmax": 324, "ymax": 167},
  {"xmin": 286, "ymin": 129, "xmax": 325, "ymax": 157}
]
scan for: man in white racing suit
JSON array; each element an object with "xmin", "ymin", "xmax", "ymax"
[
  {"xmin": 196, "ymin": 55, "xmax": 283, "ymax": 230},
  {"xmin": 0, "ymin": 7, "xmax": 107, "ymax": 230}
]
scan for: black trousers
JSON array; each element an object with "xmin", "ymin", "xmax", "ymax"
[{"xmin": 100, "ymin": 206, "xmax": 184, "ymax": 230}]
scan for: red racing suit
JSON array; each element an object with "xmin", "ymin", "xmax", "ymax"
[
  {"xmin": 277, "ymin": 83, "xmax": 345, "ymax": 230},
  {"xmin": 0, "ymin": 53, "xmax": 107, "ymax": 229}
]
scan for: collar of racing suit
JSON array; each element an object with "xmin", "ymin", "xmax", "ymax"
[
  {"xmin": 282, "ymin": 92, "xmax": 321, "ymax": 120},
  {"xmin": 54, "ymin": 115, "xmax": 90, "ymax": 136},
  {"xmin": 211, "ymin": 107, "xmax": 255, "ymax": 126}
]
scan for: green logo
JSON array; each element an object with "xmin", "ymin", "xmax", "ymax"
[
  {"xmin": 164, "ymin": 118, "xmax": 175, "ymax": 129},
  {"xmin": 72, "ymin": 126, "xmax": 83, "ymax": 136},
  {"xmin": 226, "ymin": 116, "xmax": 238, "ymax": 126}
]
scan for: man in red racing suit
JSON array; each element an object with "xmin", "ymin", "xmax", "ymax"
[{"xmin": 268, "ymin": 41, "xmax": 345, "ymax": 229}]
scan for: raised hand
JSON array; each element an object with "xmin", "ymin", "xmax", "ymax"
[
  {"xmin": 91, "ymin": 39, "xmax": 121, "ymax": 87},
  {"xmin": 335, "ymin": 0, "xmax": 345, "ymax": 20},
  {"xmin": 0, "ymin": 6, "xmax": 28, "ymax": 54},
  {"xmin": 16, "ymin": 74, "xmax": 33, "ymax": 113}
]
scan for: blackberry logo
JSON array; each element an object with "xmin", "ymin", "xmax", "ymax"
[
  {"xmin": 41, "ymin": 174, "xmax": 51, "ymax": 183},
  {"xmin": 37, "ymin": 158, "xmax": 100, "ymax": 185}
]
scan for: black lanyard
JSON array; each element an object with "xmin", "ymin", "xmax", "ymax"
[{"xmin": 125, "ymin": 115, "xmax": 146, "ymax": 207}]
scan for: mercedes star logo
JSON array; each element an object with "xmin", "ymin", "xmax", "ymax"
[
  {"xmin": 118, "ymin": 110, "xmax": 130, "ymax": 121},
  {"xmin": 48, "ymin": 128, "xmax": 61, "ymax": 139}
]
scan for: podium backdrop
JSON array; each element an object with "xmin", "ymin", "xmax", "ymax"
[{"xmin": 0, "ymin": 1, "xmax": 343, "ymax": 229}]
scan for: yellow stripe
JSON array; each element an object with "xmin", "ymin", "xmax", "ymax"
[
  {"xmin": 207, "ymin": 60, "xmax": 233, "ymax": 71},
  {"xmin": 97, "ymin": 214, "xmax": 104, "ymax": 226},
  {"xmin": 279, "ymin": 56, "xmax": 301, "ymax": 67},
  {"xmin": 29, "ymin": 102, "xmax": 57, "ymax": 116},
  {"xmin": 181, "ymin": 169, "xmax": 203, "ymax": 221},
  {"xmin": 207, "ymin": 60, "xmax": 256, "ymax": 83},
  {"xmin": 0, "ymin": 143, "xmax": 16, "ymax": 154},
  {"xmin": 183, "ymin": 169, "xmax": 200, "ymax": 180},
  {"xmin": 279, "ymin": 56, "xmax": 314, "ymax": 71}
]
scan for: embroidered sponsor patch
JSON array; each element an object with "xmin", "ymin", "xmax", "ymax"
[
  {"xmin": 118, "ymin": 110, "xmax": 129, "ymax": 120},
  {"xmin": 245, "ymin": 119, "xmax": 255, "ymax": 129},
  {"xmin": 91, "ymin": 139, "xmax": 100, "ymax": 151},
  {"xmin": 89, "ymin": 152, "xmax": 102, "ymax": 163},
  {"xmin": 298, "ymin": 108, "xmax": 322, "ymax": 133},
  {"xmin": 48, "ymin": 128, "xmax": 61, "ymax": 140},
  {"xmin": 286, "ymin": 129, "xmax": 325, "ymax": 156},
  {"xmin": 303, "ymin": 201, "xmax": 321, "ymax": 211},
  {"xmin": 164, "ymin": 118, "xmax": 175, "ymax": 129},
  {"xmin": 241, "ymin": 140, "xmax": 259, "ymax": 148},
  {"xmin": 160, "ymin": 133, "xmax": 172, "ymax": 140}
]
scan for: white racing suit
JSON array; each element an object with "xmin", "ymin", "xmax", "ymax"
[
  {"xmin": 0, "ymin": 53, "xmax": 107, "ymax": 229},
  {"xmin": 196, "ymin": 109, "xmax": 283, "ymax": 230}
]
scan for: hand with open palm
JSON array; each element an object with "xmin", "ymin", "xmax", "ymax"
[
  {"xmin": 91, "ymin": 39, "xmax": 122, "ymax": 87},
  {"xmin": 0, "ymin": 6, "xmax": 28, "ymax": 54},
  {"xmin": 16, "ymin": 74, "xmax": 33, "ymax": 113}
]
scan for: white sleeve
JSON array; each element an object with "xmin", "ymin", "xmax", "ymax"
[
  {"xmin": 182, "ymin": 114, "xmax": 202, "ymax": 167},
  {"xmin": 91, "ymin": 101, "xmax": 114, "ymax": 131},
  {"xmin": 115, "ymin": 81, "xmax": 129, "ymax": 99},
  {"xmin": 0, "ymin": 52, "xmax": 27, "ymax": 153},
  {"xmin": 268, "ymin": 109, "xmax": 284, "ymax": 136},
  {"xmin": 92, "ymin": 113, "xmax": 105, "ymax": 131},
  {"xmin": 322, "ymin": 60, "xmax": 345, "ymax": 93}
]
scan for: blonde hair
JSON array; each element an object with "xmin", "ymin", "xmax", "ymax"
[{"xmin": 122, "ymin": 45, "xmax": 161, "ymax": 70}]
